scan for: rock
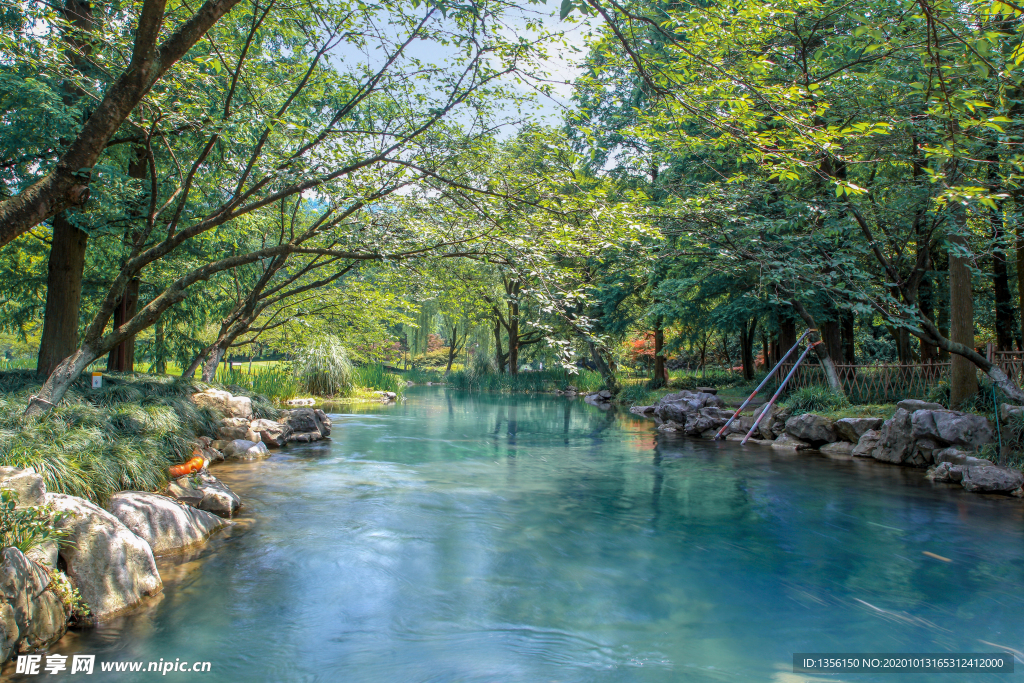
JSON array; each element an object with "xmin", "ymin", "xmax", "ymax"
[
  {"xmin": 932, "ymin": 447, "xmax": 993, "ymax": 467},
  {"xmin": 250, "ymin": 418, "xmax": 290, "ymax": 448},
  {"xmin": 286, "ymin": 398, "xmax": 316, "ymax": 406},
  {"xmin": 696, "ymin": 387, "xmax": 718, "ymax": 395},
  {"xmin": 834, "ymin": 417, "xmax": 884, "ymax": 443},
  {"xmin": 897, "ymin": 399, "xmax": 946, "ymax": 412},
  {"xmin": 282, "ymin": 408, "xmax": 329, "ymax": 441},
  {"xmin": 1000, "ymin": 403, "xmax": 1024, "ymax": 423},
  {"xmin": 873, "ymin": 408, "xmax": 914, "ymax": 464},
  {"xmin": 927, "ymin": 462, "xmax": 964, "ymax": 483},
  {"xmin": 216, "ymin": 417, "xmax": 260, "ymax": 442},
  {"xmin": 725, "ymin": 415, "xmax": 755, "ymax": 435},
  {"xmin": 753, "ymin": 403, "xmax": 790, "ymax": 440},
  {"xmin": 1013, "ymin": 487, "xmax": 1024, "ymax": 498},
  {"xmin": 657, "ymin": 420, "xmax": 683, "ymax": 432},
  {"xmin": 0, "ymin": 547, "xmax": 68, "ymax": 658},
  {"xmin": 167, "ymin": 473, "xmax": 241, "ymax": 518},
  {"xmin": 223, "ymin": 439, "xmax": 270, "ymax": 461},
  {"xmin": 46, "ymin": 493, "xmax": 162, "ymax": 622},
  {"xmin": 629, "ymin": 405, "xmax": 655, "ymax": 415},
  {"xmin": 0, "ymin": 467, "xmax": 46, "ymax": 507},
  {"xmin": 107, "ymin": 492, "xmax": 226, "ymax": 555},
  {"xmin": 785, "ymin": 413, "xmax": 837, "ymax": 445},
  {"xmin": 24, "ymin": 541, "xmax": 58, "ymax": 570},
  {"xmin": 819, "ymin": 441, "xmax": 855, "ymax": 458},
  {"xmin": 190, "ymin": 389, "xmax": 253, "ymax": 419},
  {"xmin": 598, "ymin": 389, "xmax": 613, "ymax": 399},
  {"xmin": 1, "ymin": 601, "xmax": 16, "ymax": 663},
  {"xmin": 961, "ymin": 465, "xmax": 1024, "ymax": 494},
  {"xmin": 911, "ymin": 410, "xmax": 993, "ymax": 449},
  {"xmin": 314, "ymin": 409, "xmax": 332, "ymax": 436},
  {"xmin": 195, "ymin": 436, "xmax": 213, "ymax": 447},
  {"xmin": 700, "ymin": 428, "xmax": 718, "ymax": 439},
  {"xmin": 851, "ymin": 429, "xmax": 882, "ymax": 458},
  {"xmin": 203, "ymin": 446, "xmax": 224, "ymax": 464},
  {"xmin": 771, "ymin": 433, "xmax": 812, "ymax": 451}
]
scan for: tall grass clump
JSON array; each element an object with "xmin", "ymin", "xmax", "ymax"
[
  {"xmin": 294, "ymin": 335, "xmax": 353, "ymax": 396},
  {"xmin": 406, "ymin": 368, "xmax": 445, "ymax": 384},
  {"xmin": 0, "ymin": 372, "xmax": 222, "ymax": 503},
  {"xmin": 351, "ymin": 364, "xmax": 404, "ymax": 396},
  {"xmin": 215, "ymin": 364, "xmax": 300, "ymax": 403},
  {"xmin": 782, "ymin": 385, "xmax": 851, "ymax": 415}
]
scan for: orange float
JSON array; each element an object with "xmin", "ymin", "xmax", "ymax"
[{"xmin": 168, "ymin": 455, "xmax": 207, "ymax": 479}]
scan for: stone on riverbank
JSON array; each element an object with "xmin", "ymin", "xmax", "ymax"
[
  {"xmin": 108, "ymin": 492, "xmax": 227, "ymax": 554},
  {"xmin": 932, "ymin": 447, "xmax": 993, "ymax": 467},
  {"xmin": 0, "ymin": 547, "xmax": 68, "ymax": 660},
  {"xmin": 752, "ymin": 403, "xmax": 790, "ymax": 440},
  {"xmin": 281, "ymin": 408, "xmax": 330, "ymax": 442},
  {"xmin": 167, "ymin": 473, "xmax": 242, "ymax": 518},
  {"xmin": 852, "ymin": 429, "xmax": 882, "ymax": 458},
  {"xmin": 250, "ymin": 418, "xmax": 290, "ymax": 447},
  {"xmin": 771, "ymin": 433, "xmax": 812, "ymax": 451},
  {"xmin": 834, "ymin": 418, "xmax": 884, "ymax": 443},
  {"xmin": 46, "ymin": 493, "xmax": 162, "ymax": 622},
  {"xmin": 911, "ymin": 410, "xmax": 992, "ymax": 449},
  {"xmin": 897, "ymin": 399, "xmax": 945, "ymax": 412},
  {"xmin": 191, "ymin": 389, "xmax": 252, "ymax": 419},
  {"xmin": 216, "ymin": 417, "xmax": 260, "ymax": 442},
  {"xmin": 961, "ymin": 466, "xmax": 1024, "ymax": 494},
  {"xmin": 223, "ymin": 439, "xmax": 270, "ymax": 461},
  {"xmin": 819, "ymin": 441, "xmax": 856, "ymax": 458},
  {"xmin": 872, "ymin": 406, "xmax": 993, "ymax": 467},
  {"xmin": 785, "ymin": 413, "xmax": 837, "ymax": 445}
]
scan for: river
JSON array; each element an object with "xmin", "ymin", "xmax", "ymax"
[{"xmin": 15, "ymin": 387, "xmax": 1024, "ymax": 682}]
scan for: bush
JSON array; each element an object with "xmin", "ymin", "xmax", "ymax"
[
  {"xmin": 293, "ymin": 335, "xmax": 353, "ymax": 396},
  {"xmin": 0, "ymin": 488, "xmax": 69, "ymax": 553},
  {"xmin": 782, "ymin": 386, "xmax": 851, "ymax": 415},
  {"xmin": 215, "ymin": 364, "xmax": 299, "ymax": 403}
]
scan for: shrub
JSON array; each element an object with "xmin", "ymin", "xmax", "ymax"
[
  {"xmin": 215, "ymin": 364, "xmax": 299, "ymax": 403},
  {"xmin": 351, "ymin": 364, "xmax": 404, "ymax": 396},
  {"xmin": 782, "ymin": 385, "xmax": 851, "ymax": 415},
  {"xmin": 0, "ymin": 489, "xmax": 69, "ymax": 553},
  {"xmin": 293, "ymin": 335, "xmax": 353, "ymax": 396}
]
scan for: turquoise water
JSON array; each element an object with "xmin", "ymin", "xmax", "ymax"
[{"xmin": 12, "ymin": 388, "xmax": 1024, "ymax": 681}]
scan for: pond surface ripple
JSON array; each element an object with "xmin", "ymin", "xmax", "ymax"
[{"xmin": 18, "ymin": 387, "xmax": 1024, "ymax": 682}]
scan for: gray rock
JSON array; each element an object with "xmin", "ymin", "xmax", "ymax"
[
  {"xmin": 250, "ymin": 418, "xmax": 290, "ymax": 448},
  {"xmin": 725, "ymin": 415, "xmax": 755, "ymax": 435},
  {"xmin": 598, "ymin": 389, "xmax": 613, "ymax": 399},
  {"xmin": 24, "ymin": 541, "xmax": 58, "ymax": 570},
  {"xmin": 282, "ymin": 408, "xmax": 329, "ymax": 440},
  {"xmin": 693, "ymin": 392, "xmax": 726, "ymax": 409},
  {"xmin": 0, "ymin": 547, "xmax": 68, "ymax": 658},
  {"xmin": 771, "ymin": 433, "xmax": 812, "ymax": 451},
  {"xmin": 289, "ymin": 431, "xmax": 323, "ymax": 443},
  {"xmin": 657, "ymin": 420, "xmax": 683, "ymax": 432},
  {"xmin": 655, "ymin": 398, "xmax": 698, "ymax": 424},
  {"xmin": 1, "ymin": 601, "xmax": 16, "ymax": 663},
  {"xmin": 629, "ymin": 405, "xmax": 654, "ymax": 415},
  {"xmin": 191, "ymin": 389, "xmax": 253, "ymax": 419},
  {"xmin": 927, "ymin": 462, "xmax": 964, "ymax": 483},
  {"xmin": 819, "ymin": 441, "xmax": 856, "ymax": 458},
  {"xmin": 216, "ymin": 417, "xmax": 259, "ymax": 442},
  {"xmin": 785, "ymin": 413, "xmax": 837, "ymax": 445},
  {"xmin": 107, "ymin": 492, "xmax": 227, "ymax": 554},
  {"xmin": 314, "ymin": 410, "xmax": 332, "ymax": 436},
  {"xmin": 46, "ymin": 493, "xmax": 162, "ymax": 622},
  {"xmin": 223, "ymin": 439, "xmax": 271, "ymax": 461},
  {"xmin": 0, "ymin": 467, "xmax": 46, "ymax": 507},
  {"xmin": 166, "ymin": 473, "xmax": 241, "ymax": 518},
  {"xmin": 1000, "ymin": 403, "xmax": 1024, "ymax": 423},
  {"xmin": 961, "ymin": 465, "xmax": 1024, "ymax": 494},
  {"xmin": 166, "ymin": 477, "xmax": 205, "ymax": 507},
  {"xmin": 873, "ymin": 408, "xmax": 915, "ymax": 464},
  {"xmin": 932, "ymin": 447, "xmax": 993, "ymax": 467},
  {"xmin": 834, "ymin": 417, "xmax": 884, "ymax": 443},
  {"xmin": 203, "ymin": 445, "xmax": 225, "ymax": 464},
  {"xmin": 897, "ymin": 399, "xmax": 946, "ymax": 412},
  {"xmin": 911, "ymin": 410, "xmax": 993, "ymax": 449},
  {"xmin": 851, "ymin": 429, "xmax": 882, "ymax": 458},
  {"xmin": 753, "ymin": 403, "xmax": 790, "ymax": 440}
]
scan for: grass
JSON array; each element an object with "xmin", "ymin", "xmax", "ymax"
[
  {"xmin": 351, "ymin": 364, "xmax": 405, "ymax": 397},
  {"xmin": 406, "ymin": 368, "xmax": 446, "ymax": 384},
  {"xmin": 294, "ymin": 335, "xmax": 353, "ymax": 396},
  {"xmin": 214, "ymin": 364, "xmax": 300, "ymax": 403},
  {"xmin": 0, "ymin": 371, "xmax": 278, "ymax": 504},
  {"xmin": 447, "ymin": 367, "xmax": 605, "ymax": 394}
]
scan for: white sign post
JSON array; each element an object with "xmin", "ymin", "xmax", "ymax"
[{"xmin": 91, "ymin": 372, "xmax": 102, "ymax": 389}]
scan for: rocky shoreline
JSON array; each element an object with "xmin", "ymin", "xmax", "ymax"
[
  {"xmin": 629, "ymin": 390, "xmax": 1024, "ymax": 497},
  {"xmin": 1, "ymin": 388, "xmax": 333, "ymax": 664}
]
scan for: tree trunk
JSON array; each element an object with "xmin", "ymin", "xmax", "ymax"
[
  {"xmin": 36, "ymin": 215, "xmax": 89, "ymax": 377},
  {"xmin": 153, "ymin": 320, "xmax": 167, "ymax": 373},
  {"xmin": 919, "ymin": 272, "xmax": 939, "ymax": 364},
  {"xmin": 201, "ymin": 346, "xmax": 224, "ymax": 382},
  {"xmin": 740, "ymin": 318, "xmax": 757, "ymax": 381},
  {"xmin": 445, "ymin": 325, "xmax": 458, "ymax": 374},
  {"xmin": 588, "ymin": 341, "xmax": 620, "ymax": 394},
  {"xmin": 993, "ymin": 210, "xmax": 1015, "ymax": 351},
  {"xmin": 106, "ymin": 277, "xmax": 139, "ymax": 372},
  {"xmin": 841, "ymin": 312, "xmax": 856, "ymax": 363},
  {"xmin": 820, "ymin": 317, "xmax": 843, "ymax": 363},
  {"xmin": 1017, "ymin": 223, "xmax": 1024, "ymax": 350},
  {"xmin": 778, "ymin": 316, "xmax": 797, "ymax": 359},
  {"xmin": 493, "ymin": 319, "xmax": 507, "ymax": 373},
  {"xmin": 651, "ymin": 316, "xmax": 667, "ymax": 388},
  {"xmin": 790, "ymin": 300, "xmax": 844, "ymax": 394},
  {"xmin": 25, "ymin": 345, "xmax": 100, "ymax": 417},
  {"xmin": 949, "ymin": 231, "xmax": 978, "ymax": 407}
]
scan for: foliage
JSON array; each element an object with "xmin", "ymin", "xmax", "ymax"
[
  {"xmin": 351, "ymin": 365, "xmax": 405, "ymax": 397},
  {"xmin": 0, "ymin": 488, "xmax": 68, "ymax": 553},
  {"xmin": 782, "ymin": 387, "xmax": 852, "ymax": 416},
  {"xmin": 406, "ymin": 369, "xmax": 445, "ymax": 384},
  {"xmin": 48, "ymin": 568, "xmax": 90, "ymax": 621},
  {"xmin": 293, "ymin": 336, "xmax": 353, "ymax": 397},
  {"xmin": 214, "ymin": 364, "xmax": 300, "ymax": 404}
]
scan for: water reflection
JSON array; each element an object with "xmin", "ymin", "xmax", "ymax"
[{"xmin": 9, "ymin": 387, "xmax": 1024, "ymax": 683}]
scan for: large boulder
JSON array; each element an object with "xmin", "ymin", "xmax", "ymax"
[
  {"xmin": 215, "ymin": 417, "xmax": 260, "ymax": 442},
  {"xmin": 107, "ymin": 492, "xmax": 227, "ymax": 554},
  {"xmin": 251, "ymin": 418, "xmax": 290, "ymax": 448},
  {"xmin": 46, "ymin": 493, "xmax": 162, "ymax": 622},
  {"xmin": 932, "ymin": 447, "xmax": 993, "ymax": 467},
  {"xmin": 282, "ymin": 408, "xmax": 329, "ymax": 442},
  {"xmin": 222, "ymin": 439, "xmax": 271, "ymax": 461},
  {"xmin": 167, "ymin": 473, "xmax": 241, "ymax": 518},
  {"xmin": 819, "ymin": 441, "xmax": 856, "ymax": 458},
  {"xmin": 961, "ymin": 466, "xmax": 1024, "ymax": 494},
  {"xmin": 0, "ymin": 467, "xmax": 46, "ymax": 507},
  {"xmin": 911, "ymin": 410, "xmax": 993, "ymax": 449},
  {"xmin": 0, "ymin": 547, "xmax": 68, "ymax": 659},
  {"xmin": 785, "ymin": 413, "xmax": 837, "ymax": 445},
  {"xmin": 851, "ymin": 429, "xmax": 882, "ymax": 458},
  {"xmin": 753, "ymin": 403, "xmax": 790, "ymax": 440},
  {"xmin": 314, "ymin": 410, "xmax": 332, "ymax": 436},
  {"xmin": 834, "ymin": 418, "xmax": 884, "ymax": 443},
  {"xmin": 897, "ymin": 399, "xmax": 945, "ymax": 412},
  {"xmin": 190, "ymin": 389, "xmax": 253, "ymax": 419},
  {"xmin": 873, "ymin": 408, "xmax": 915, "ymax": 464}
]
